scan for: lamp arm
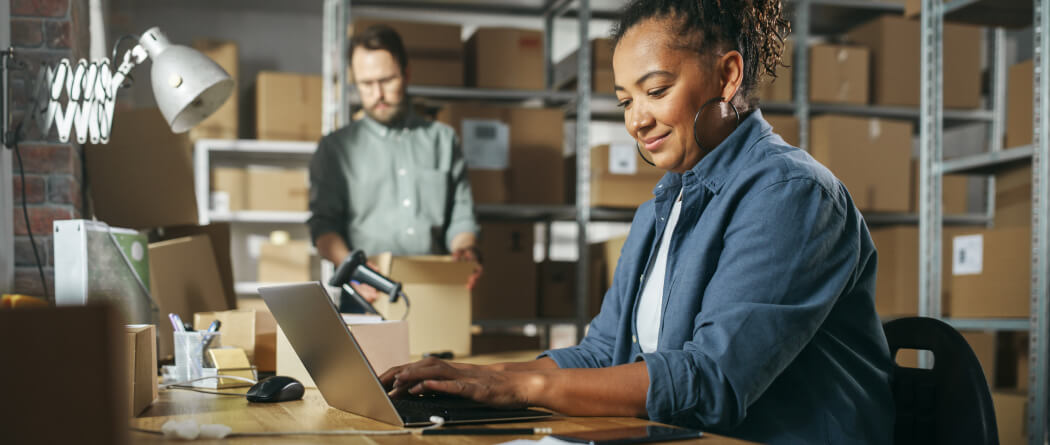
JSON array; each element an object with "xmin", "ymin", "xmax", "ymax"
[{"xmin": 109, "ymin": 44, "xmax": 148, "ymax": 97}]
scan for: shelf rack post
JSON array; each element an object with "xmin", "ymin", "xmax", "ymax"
[{"xmin": 1028, "ymin": 1, "xmax": 1050, "ymax": 443}]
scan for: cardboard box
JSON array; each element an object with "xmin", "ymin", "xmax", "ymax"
[
  {"xmin": 349, "ymin": 19, "xmax": 463, "ymax": 87},
  {"xmin": 125, "ymin": 324, "xmax": 158, "ymax": 416},
  {"xmin": 537, "ymin": 256, "xmax": 606, "ymax": 320},
  {"xmin": 236, "ymin": 298, "xmax": 277, "ymax": 372},
  {"xmin": 474, "ymin": 222, "xmax": 537, "ymax": 320},
  {"xmin": 845, "ymin": 16, "xmax": 982, "ymax": 109},
  {"xmin": 87, "ymin": 108, "xmax": 197, "ymax": 229},
  {"xmin": 1006, "ymin": 59, "xmax": 1033, "ymax": 149},
  {"xmin": 211, "ymin": 167, "xmax": 246, "ymax": 212},
  {"xmin": 996, "ymin": 332, "xmax": 1029, "ymax": 390},
  {"xmin": 948, "ymin": 227, "xmax": 1031, "ymax": 318},
  {"xmin": 190, "ymin": 39, "xmax": 238, "ymax": 140},
  {"xmin": 757, "ymin": 39, "xmax": 793, "ymax": 103},
  {"xmin": 587, "ymin": 143, "xmax": 666, "ymax": 208},
  {"xmin": 466, "ymin": 28, "xmax": 544, "ymax": 90},
  {"xmin": 437, "ymin": 103, "xmax": 565, "ymax": 204},
  {"xmin": 992, "ymin": 391, "xmax": 1028, "ymax": 445},
  {"xmin": 258, "ymin": 240, "xmax": 315, "ymax": 282},
  {"xmin": 909, "ymin": 159, "xmax": 969, "ymax": 214},
  {"xmin": 255, "ymin": 71, "xmax": 322, "ymax": 141},
  {"xmin": 870, "ymin": 226, "xmax": 961, "ymax": 318},
  {"xmin": 809, "ymin": 44, "xmax": 869, "ymax": 105},
  {"xmin": 372, "ymin": 254, "xmax": 476, "ymax": 356},
  {"xmin": 151, "ymin": 223, "xmax": 237, "ymax": 311},
  {"xmin": 995, "ymin": 164, "xmax": 1032, "ymax": 228},
  {"xmin": 193, "ymin": 310, "xmax": 257, "ymax": 362},
  {"xmin": 809, "ymin": 115, "xmax": 913, "ymax": 212},
  {"xmin": 0, "ymin": 306, "xmax": 128, "ymax": 444},
  {"xmin": 468, "ymin": 169, "xmax": 510, "ymax": 204},
  {"xmin": 764, "ymin": 113, "xmax": 800, "ymax": 147},
  {"xmin": 149, "ymin": 235, "xmax": 234, "ymax": 360},
  {"xmin": 961, "ymin": 331, "xmax": 998, "ymax": 389},
  {"xmin": 245, "ymin": 167, "xmax": 309, "ymax": 212},
  {"xmin": 277, "ymin": 316, "xmax": 409, "ymax": 387},
  {"xmin": 554, "ymin": 38, "xmax": 616, "ymax": 94}
]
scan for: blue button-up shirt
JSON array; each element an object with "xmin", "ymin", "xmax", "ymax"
[{"xmin": 544, "ymin": 110, "xmax": 895, "ymax": 444}]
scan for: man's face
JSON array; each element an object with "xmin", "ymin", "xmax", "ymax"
[{"xmin": 351, "ymin": 47, "xmax": 407, "ymax": 125}]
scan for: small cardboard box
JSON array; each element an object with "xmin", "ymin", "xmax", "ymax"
[
  {"xmin": 845, "ymin": 15, "xmax": 982, "ymax": 109},
  {"xmin": 962, "ymin": 331, "xmax": 998, "ymax": 389},
  {"xmin": 764, "ymin": 113, "xmax": 800, "ymax": 147},
  {"xmin": 211, "ymin": 167, "xmax": 247, "ymax": 212},
  {"xmin": 255, "ymin": 71, "xmax": 322, "ymax": 141},
  {"xmin": 258, "ymin": 240, "xmax": 315, "ymax": 283},
  {"xmin": 537, "ymin": 254, "xmax": 607, "ymax": 320},
  {"xmin": 871, "ymin": 226, "xmax": 969, "ymax": 318},
  {"xmin": 995, "ymin": 164, "xmax": 1032, "ymax": 228},
  {"xmin": 125, "ymin": 324, "xmax": 158, "ymax": 416},
  {"xmin": 996, "ymin": 332, "xmax": 1030, "ymax": 390},
  {"xmin": 151, "ymin": 223, "xmax": 238, "ymax": 311},
  {"xmin": 277, "ymin": 315, "xmax": 409, "ymax": 388},
  {"xmin": 437, "ymin": 103, "xmax": 565, "ymax": 205},
  {"xmin": 466, "ymin": 28, "xmax": 544, "ymax": 90},
  {"xmin": 909, "ymin": 159, "xmax": 969, "ymax": 214},
  {"xmin": 587, "ymin": 143, "xmax": 666, "ymax": 208},
  {"xmin": 474, "ymin": 223, "xmax": 537, "ymax": 320},
  {"xmin": 149, "ymin": 235, "xmax": 233, "ymax": 360},
  {"xmin": 236, "ymin": 298, "xmax": 278, "ymax": 372},
  {"xmin": 372, "ymin": 254, "xmax": 476, "ymax": 356},
  {"xmin": 349, "ymin": 19, "xmax": 463, "ymax": 87},
  {"xmin": 809, "ymin": 115, "xmax": 913, "ymax": 212},
  {"xmin": 87, "ymin": 108, "xmax": 197, "ymax": 229},
  {"xmin": 1006, "ymin": 60, "xmax": 1033, "ymax": 149},
  {"xmin": 193, "ymin": 310, "xmax": 257, "ymax": 363},
  {"xmin": 809, "ymin": 44, "xmax": 869, "ymax": 105},
  {"xmin": 0, "ymin": 306, "xmax": 128, "ymax": 444},
  {"xmin": 245, "ymin": 167, "xmax": 309, "ymax": 212},
  {"xmin": 190, "ymin": 39, "xmax": 238, "ymax": 140},
  {"xmin": 992, "ymin": 391, "xmax": 1029, "ymax": 445},
  {"xmin": 553, "ymin": 38, "xmax": 616, "ymax": 94},
  {"xmin": 948, "ymin": 227, "xmax": 1031, "ymax": 318},
  {"xmin": 757, "ymin": 39, "xmax": 793, "ymax": 103}
]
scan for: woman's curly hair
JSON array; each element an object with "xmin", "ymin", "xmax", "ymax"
[{"xmin": 612, "ymin": 0, "xmax": 791, "ymax": 107}]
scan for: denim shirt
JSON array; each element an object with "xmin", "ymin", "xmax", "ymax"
[{"xmin": 544, "ymin": 110, "xmax": 895, "ymax": 444}]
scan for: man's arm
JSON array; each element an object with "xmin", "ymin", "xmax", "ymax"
[{"xmin": 316, "ymin": 232, "xmax": 350, "ymax": 265}]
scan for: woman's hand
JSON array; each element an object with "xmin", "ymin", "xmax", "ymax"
[{"xmin": 378, "ymin": 357, "xmax": 542, "ymax": 409}]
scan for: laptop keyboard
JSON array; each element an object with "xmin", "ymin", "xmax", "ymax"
[{"xmin": 391, "ymin": 396, "xmax": 547, "ymax": 424}]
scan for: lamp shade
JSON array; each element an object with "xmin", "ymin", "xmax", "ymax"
[{"xmin": 139, "ymin": 27, "xmax": 234, "ymax": 133}]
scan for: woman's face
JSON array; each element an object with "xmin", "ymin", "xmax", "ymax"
[{"xmin": 613, "ymin": 17, "xmax": 726, "ymax": 173}]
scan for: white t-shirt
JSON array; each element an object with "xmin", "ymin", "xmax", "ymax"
[{"xmin": 636, "ymin": 191, "xmax": 684, "ymax": 353}]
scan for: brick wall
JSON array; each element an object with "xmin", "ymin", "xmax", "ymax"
[{"xmin": 9, "ymin": 0, "xmax": 89, "ymax": 298}]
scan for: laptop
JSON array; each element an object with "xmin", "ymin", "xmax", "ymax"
[{"xmin": 258, "ymin": 282, "xmax": 552, "ymax": 426}]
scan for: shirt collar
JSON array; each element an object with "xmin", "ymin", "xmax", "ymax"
[{"xmin": 652, "ymin": 108, "xmax": 773, "ymax": 197}]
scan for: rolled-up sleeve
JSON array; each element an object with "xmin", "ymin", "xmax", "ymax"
[
  {"xmin": 307, "ymin": 136, "xmax": 349, "ymax": 245},
  {"xmin": 638, "ymin": 178, "xmax": 856, "ymax": 430},
  {"xmin": 444, "ymin": 135, "xmax": 479, "ymax": 250}
]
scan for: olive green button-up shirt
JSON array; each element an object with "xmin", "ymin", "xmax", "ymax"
[{"xmin": 308, "ymin": 111, "xmax": 478, "ymax": 256}]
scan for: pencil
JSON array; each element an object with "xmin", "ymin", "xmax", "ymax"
[{"xmin": 421, "ymin": 427, "xmax": 552, "ymax": 435}]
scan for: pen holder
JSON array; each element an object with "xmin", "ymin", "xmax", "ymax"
[{"xmin": 173, "ymin": 331, "xmax": 222, "ymax": 383}]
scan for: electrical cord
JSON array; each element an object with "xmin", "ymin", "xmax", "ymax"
[
  {"xmin": 10, "ymin": 105, "xmax": 49, "ymax": 301},
  {"xmin": 400, "ymin": 290, "xmax": 410, "ymax": 320},
  {"xmin": 130, "ymin": 415, "xmax": 448, "ymax": 440},
  {"xmin": 161, "ymin": 374, "xmax": 258, "ymax": 397},
  {"xmin": 110, "ymin": 34, "xmax": 140, "ymax": 88}
]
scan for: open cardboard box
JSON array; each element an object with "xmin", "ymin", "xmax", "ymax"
[{"xmin": 277, "ymin": 314, "xmax": 409, "ymax": 387}]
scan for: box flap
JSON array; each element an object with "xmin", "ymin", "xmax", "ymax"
[
  {"xmin": 390, "ymin": 255, "xmax": 477, "ymax": 285},
  {"xmin": 152, "ymin": 223, "xmax": 236, "ymax": 310}
]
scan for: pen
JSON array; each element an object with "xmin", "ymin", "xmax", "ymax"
[
  {"xmin": 421, "ymin": 427, "xmax": 553, "ymax": 436},
  {"xmin": 206, "ymin": 320, "xmax": 221, "ymax": 333},
  {"xmin": 169, "ymin": 313, "xmax": 186, "ymax": 332}
]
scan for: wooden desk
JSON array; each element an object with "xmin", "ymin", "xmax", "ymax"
[{"xmin": 129, "ymin": 352, "xmax": 756, "ymax": 444}]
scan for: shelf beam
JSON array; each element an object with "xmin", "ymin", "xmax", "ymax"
[{"xmin": 939, "ymin": 145, "xmax": 1033, "ymax": 175}]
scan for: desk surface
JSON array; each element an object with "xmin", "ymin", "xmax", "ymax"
[{"xmin": 130, "ymin": 352, "xmax": 756, "ymax": 444}]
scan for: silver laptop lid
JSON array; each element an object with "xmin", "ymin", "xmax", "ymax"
[{"xmin": 259, "ymin": 282, "xmax": 403, "ymax": 426}]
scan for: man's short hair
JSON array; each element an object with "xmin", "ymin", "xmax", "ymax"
[{"xmin": 349, "ymin": 24, "xmax": 408, "ymax": 73}]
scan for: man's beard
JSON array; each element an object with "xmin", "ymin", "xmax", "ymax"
[{"xmin": 364, "ymin": 100, "xmax": 406, "ymax": 126}]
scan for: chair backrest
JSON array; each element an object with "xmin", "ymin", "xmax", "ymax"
[{"xmin": 883, "ymin": 317, "xmax": 999, "ymax": 445}]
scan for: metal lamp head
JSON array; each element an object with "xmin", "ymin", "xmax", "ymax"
[{"xmin": 139, "ymin": 27, "xmax": 234, "ymax": 133}]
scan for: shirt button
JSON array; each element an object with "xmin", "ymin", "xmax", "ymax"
[
  {"xmin": 639, "ymin": 274, "xmax": 644, "ymax": 281},
  {"xmin": 632, "ymin": 335, "xmax": 637, "ymax": 343},
  {"xmin": 402, "ymin": 199, "xmax": 412, "ymax": 207},
  {"xmin": 406, "ymin": 227, "xmax": 415, "ymax": 235},
  {"xmin": 398, "ymin": 168, "xmax": 407, "ymax": 176}
]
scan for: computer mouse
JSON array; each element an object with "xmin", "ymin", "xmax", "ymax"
[{"xmin": 246, "ymin": 376, "xmax": 305, "ymax": 403}]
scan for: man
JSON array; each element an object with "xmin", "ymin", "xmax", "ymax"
[{"xmin": 309, "ymin": 24, "xmax": 480, "ymax": 308}]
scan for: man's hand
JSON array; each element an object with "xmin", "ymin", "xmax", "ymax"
[
  {"xmin": 349, "ymin": 260, "xmax": 383, "ymax": 302},
  {"xmin": 451, "ymin": 246, "xmax": 483, "ymax": 291},
  {"xmin": 378, "ymin": 357, "xmax": 541, "ymax": 409}
]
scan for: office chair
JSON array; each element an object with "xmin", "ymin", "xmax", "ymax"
[{"xmin": 884, "ymin": 317, "xmax": 999, "ymax": 445}]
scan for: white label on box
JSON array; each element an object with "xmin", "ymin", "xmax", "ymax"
[
  {"xmin": 953, "ymin": 234, "xmax": 984, "ymax": 276},
  {"xmin": 461, "ymin": 119, "xmax": 509, "ymax": 170},
  {"xmin": 609, "ymin": 142, "xmax": 637, "ymax": 175},
  {"xmin": 210, "ymin": 191, "xmax": 231, "ymax": 213}
]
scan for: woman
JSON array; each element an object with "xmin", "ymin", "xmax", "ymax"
[{"xmin": 380, "ymin": 1, "xmax": 895, "ymax": 443}]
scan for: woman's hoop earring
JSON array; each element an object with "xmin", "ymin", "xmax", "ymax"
[{"xmin": 693, "ymin": 96, "xmax": 740, "ymax": 152}]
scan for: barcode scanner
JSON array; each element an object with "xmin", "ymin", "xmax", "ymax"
[{"xmin": 328, "ymin": 250, "xmax": 405, "ymax": 318}]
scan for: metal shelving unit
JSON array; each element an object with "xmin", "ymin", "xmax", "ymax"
[{"xmin": 919, "ymin": 0, "xmax": 1049, "ymax": 443}]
